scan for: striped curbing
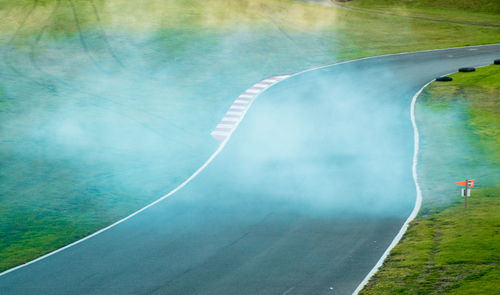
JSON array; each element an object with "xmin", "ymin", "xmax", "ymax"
[{"xmin": 211, "ymin": 76, "xmax": 290, "ymax": 141}]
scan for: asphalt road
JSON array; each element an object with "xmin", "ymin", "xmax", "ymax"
[{"xmin": 1, "ymin": 45, "xmax": 499, "ymax": 295}]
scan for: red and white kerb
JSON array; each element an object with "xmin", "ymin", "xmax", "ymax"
[{"xmin": 211, "ymin": 75, "xmax": 290, "ymax": 141}]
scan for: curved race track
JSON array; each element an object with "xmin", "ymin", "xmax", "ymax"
[{"xmin": 1, "ymin": 45, "xmax": 499, "ymax": 295}]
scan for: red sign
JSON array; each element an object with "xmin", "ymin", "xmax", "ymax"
[{"xmin": 455, "ymin": 179, "xmax": 474, "ymax": 188}]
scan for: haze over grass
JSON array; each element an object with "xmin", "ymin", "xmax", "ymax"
[
  {"xmin": 361, "ymin": 65, "xmax": 500, "ymax": 294},
  {"xmin": 344, "ymin": 0, "xmax": 500, "ymax": 26},
  {"xmin": 1, "ymin": 0, "xmax": 500, "ymax": 272},
  {"xmin": 417, "ymin": 66, "xmax": 500, "ymax": 212}
]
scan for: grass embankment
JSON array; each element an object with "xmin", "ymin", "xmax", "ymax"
[
  {"xmin": 1, "ymin": 0, "xmax": 500, "ymax": 272},
  {"xmin": 360, "ymin": 65, "xmax": 500, "ymax": 294},
  {"xmin": 341, "ymin": 0, "xmax": 500, "ymax": 27}
]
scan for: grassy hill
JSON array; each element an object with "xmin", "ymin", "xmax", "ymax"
[{"xmin": 341, "ymin": 0, "xmax": 500, "ymax": 26}]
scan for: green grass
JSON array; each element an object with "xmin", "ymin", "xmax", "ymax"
[
  {"xmin": 424, "ymin": 66, "xmax": 500, "ymax": 163},
  {"xmin": 1, "ymin": 0, "xmax": 500, "ymax": 273},
  {"xmin": 343, "ymin": 0, "xmax": 500, "ymax": 26},
  {"xmin": 360, "ymin": 65, "xmax": 500, "ymax": 294},
  {"xmin": 360, "ymin": 188, "xmax": 500, "ymax": 294}
]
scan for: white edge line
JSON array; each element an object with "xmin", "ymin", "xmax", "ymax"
[
  {"xmin": 0, "ymin": 141, "xmax": 230, "ymax": 277},
  {"xmin": 1, "ymin": 44, "xmax": 497, "ymax": 277},
  {"xmin": 351, "ymin": 80, "xmax": 429, "ymax": 295},
  {"xmin": 352, "ymin": 64, "xmax": 492, "ymax": 294},
  {"xmin": 0, "ymin": 75, "xmax": 290, "ymax": 277},
  {"xmin": 288, "ymin": 43, "xmax": 499, "ymax": 79}
]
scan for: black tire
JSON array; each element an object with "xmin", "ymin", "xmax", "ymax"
[
  {"xmin": 436, "ymin": 76, "xmax": 453, "ymax": 82},
  {"xmin": 494, "ymin": 59, "xmax": 500, "ymax": 65},
  {"xmin": 458, "ymin": 67, "xmax": 476, "ymax": 72}
]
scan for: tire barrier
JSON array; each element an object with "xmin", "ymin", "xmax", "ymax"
[
  {"xmin": 458, "ymin": 67, "xmax": 476, "ymax": 72},
  {"xmin": 436, "ymin": 76, "xmax": 453, "ymax": 82}
]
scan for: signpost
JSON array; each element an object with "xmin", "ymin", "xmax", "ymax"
[{"xmin": 455, "ymin": 179, "xmax": 474, "ymax": 208}]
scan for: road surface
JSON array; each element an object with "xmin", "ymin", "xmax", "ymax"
[{"xmin": 1, "ymin": 45, "xmax": 499, "ymax": 294}]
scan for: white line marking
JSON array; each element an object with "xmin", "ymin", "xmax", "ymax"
[
  {"xmin": 226, "ymin": 111, "xmax": 243, "ymax": 116},
  {"xmin": 222, "ymin": 117, "xmax": 239, "ymax": 122},
  {"xmin": 1, "ymin": 73, "xmax": 292, "ymax": 277},
  {"xmin": 0, "ymin": 140, "xmax": 229, "ymax": 277},
  {"xmin": 245, "ymin": 88, "xmax": 261, "ymax": 94},
  {"xmin": 216, "ymin": 123, "xmax": 235, "ymax": 129},
  {"xmin": 1, "ymin": 44, "xmax": 497, "ymax": 278},
  {"xmin": 287, "ymin": 44, "xmax": 499, "ymax": 79},
  {"xmin": 352, "ymin": 64, "xmax": 492, "ymax": 294},
  {"xmin": 210, "ymin": 130, "xmax": 230, "ymax": 136},
  {"xmin": 228, "ymin": 108, "xmax": 245, "ymax": 112},
  {"xmin": 229, "ymin": 105, "xmax": 246, "ymax": 110},
  {"xmin": 351, "ymin": 80, "xmax": 429, "ymax": 295}
]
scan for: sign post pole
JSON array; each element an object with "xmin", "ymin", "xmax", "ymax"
[
  {"xmin": 464, "ymin": 179, "xmax": 468, "ymax": 209},
  {"xmin": 455, "ymin": 179, "xmax": 473, "ymax": 208}
]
